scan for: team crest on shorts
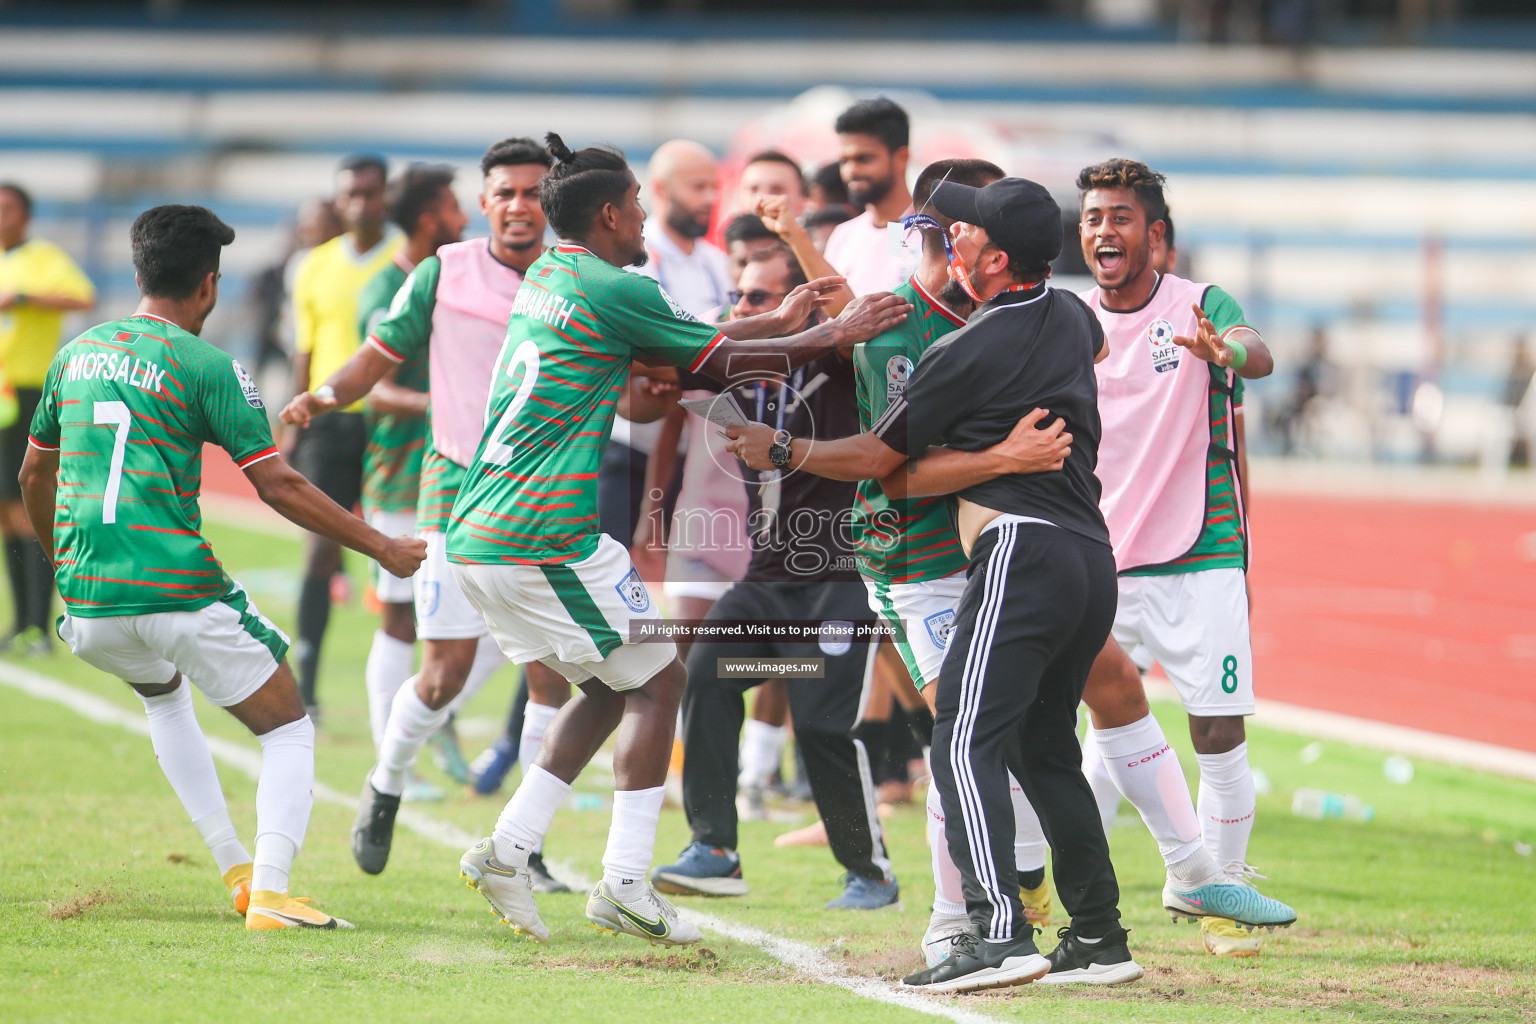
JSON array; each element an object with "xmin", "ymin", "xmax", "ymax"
[
  {"xmin": 885, "ymin": 354, "xmax": 913, "ymax": 401},
  {"xmin": 1147, "ymin": 319, "xmax": 1180, "ymax": 374},
  {"xmin": 817, "ymin": 620, "xmax": 853, "ymax": 657},
  {"xmin": 615, "ymin": 568, "xmax": 651, "ymax": 613},
  {"xmin": 416, "ymin": 581, "xmax": 440, "ymax": 617},
  {"xmin": 924, "ymin": 609, "xmax": 955, "ymax": 649},
  {"xmin": 232, "ymin": 359, "xmax": 264, "ymax": 408}
]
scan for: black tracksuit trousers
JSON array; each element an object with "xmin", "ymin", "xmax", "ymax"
[
  {"xmin": 931, "ymin": 521, "xmax": 1124, "ymax": 940},
  {"xmin": 680, "ymin": 579, "xmax": 892, "ymax": 882}
]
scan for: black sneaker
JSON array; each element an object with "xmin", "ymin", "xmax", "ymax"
[
  {"xmin": 526, "ymin": 851, "xmax": 571, "ymax": 893},
  {"xmin": 901, "ymin": 929, "xmax": 1050, "ymax": 993},
  {"xmin": 351, "ymin": 775, "xmax": 400, "ymax": 875},
  {"xmin": 1036, "ymin": 926, "xmax": 1145, "ymax": 986}
]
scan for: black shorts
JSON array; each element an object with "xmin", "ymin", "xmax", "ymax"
[
  {"xmin": 291, "ymin": 412, "xmax": 367, "ymax": 512},
  {"xmin": 0, "ymin": 388, "xmax": 43, "ymax": 501},
  {"xmin": 685, "ymin": 578, "xmax": 877, "ymax": 733}
]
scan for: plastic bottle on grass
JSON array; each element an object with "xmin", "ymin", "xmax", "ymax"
[{"xmin": 1291, "ymin": 787, "xmax": 1374, "ymax": 822}]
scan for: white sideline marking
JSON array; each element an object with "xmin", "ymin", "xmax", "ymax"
[
  {"xmin": 1142, "ymin": 678, "xmax": 1536, "ymax": 783},
  {"xmin": 0, "ymin": 663, "xmax": 998, "ymax": 1024}
]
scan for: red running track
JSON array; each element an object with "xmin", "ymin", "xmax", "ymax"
[
  {"xmin": 1249, "ymin": 493, "xmax": 1536, "ymax": 754},
  {"xmin": 202, "ymin": 446, "xmax": 1536, "ymax": 753}
]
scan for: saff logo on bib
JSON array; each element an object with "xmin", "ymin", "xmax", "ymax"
[
  {"xmin": 923, "ymin": 609, "xmax": 956, "ymax": 650},
  {"xmin": 615, "ymin": 568, "xmax": 651, "ymax": 613},
  {"xmin": 1147, "ymin": 319, "xmax": 1180, "ymax": 374},
  {"xmin": 885, "ymin": 355, "xmax": 913, "ymax": 401}
]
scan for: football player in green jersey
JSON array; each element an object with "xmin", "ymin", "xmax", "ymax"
[
  {"xmin": 283, "ymin": 139, "xmax": 577, "ymax": 890},
  {"xmin": 445, "ymin": 134, "xmax": 911, "ymax": 947},
  {"xmin": 354, "ymin": 164, "xmax": 465, "ymax": 797},
  {"xmin": 19, "ymin": 205, "xmax": 425, "ymax": 930}
]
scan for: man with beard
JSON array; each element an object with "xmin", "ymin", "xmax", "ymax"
[
  {"xmin": 1076, "ymin": 158, "xmax": 1287, "ymax": 957},
  {"xmin": 441, "ymin": 134, "xmax": 910, "ymax": 947},
  {"xmin": 282, "ymin": 139, "xmax": 574, "ymax": 891},
  {"xmin": 637, "ymin": 140, "xmax": 733, "ymax": 322},
  {"xmin": 823, "ymin": 98, "xmax": 916, "ymax": 297},
  {"xmin": 600, "ymin": 141, "xmax": 734, "ymax": 552}
]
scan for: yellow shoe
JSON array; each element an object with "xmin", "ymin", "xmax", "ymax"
[
  {"xmin": 1200, "ymin": 916, "xmax": 1262, "ymax": 956},
  {"xmin": 1021, "ymin": 880, "xmax": 1052, "ymax": 928},
  {"xmin": 245, "ymin": 890, "xmax": 354, "ymax": 931},
  {"xmin": 222, "ymin": 863, "xmax": 253, "ymax": 916}
]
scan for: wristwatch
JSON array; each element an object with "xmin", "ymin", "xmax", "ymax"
[
  {"xmin": 767, "ymin": 430, "xmax": 794, "ymax": 470},
  {"xmin": 313, "ymin": 384, "xmax": 336, "ymax": 403}
]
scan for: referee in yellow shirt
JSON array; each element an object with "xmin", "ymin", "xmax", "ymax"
[
  {"xmin": 0, "ymin": 182, "xmax": 94, "ymax": 653},
  {"xmin": 289, "ymin": 155, "xmax": 402, "ymax": 717}
]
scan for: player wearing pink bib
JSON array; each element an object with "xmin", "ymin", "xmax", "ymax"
[{"xmin": 1077, "ymin": 158, "xmax": 1283, "ymax": 957}]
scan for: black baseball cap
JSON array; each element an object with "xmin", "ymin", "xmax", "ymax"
[{"xmin": 930, "ymin": 176, "xmax": 1062, "ymax": 269}]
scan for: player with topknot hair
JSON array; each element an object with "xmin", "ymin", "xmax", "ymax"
[{"xmin": 440, "ymin": 132, "xmax": 911, "ymax": 948}]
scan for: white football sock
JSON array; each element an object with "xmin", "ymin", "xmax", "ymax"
[
  {"xmin": 364, "ymin": 629, "xmax": 416, "ymax": 750},
  {"xmin": 252, "ymin": 716, "xmax": 315, "ymax": 894},
  {"xmin": 739, "ymin": 719, "xmax": 788, "ymax": 787},
  {"xmin": 138, "ymin": 683, "xmax": 247, "ymax": 868},
  {"xmin": 372, "ymin": 681, "xmax": 452, "ymax": 797},
  {"xmin": 519, "ymin": 701, "xmax": 560, "ymax": 775},
  {"xmin": 602, "ymin": 786, "xmax": 666, "ymax": 898},
  {"xmin": 1094, "ymin": 714, "xmax": 1205, "ymax": 866},
  {"xmin": 926, "ymin": 783, "xmax": 967, "ymax": 917},
  {"xmin": 518, "ymin": 701, "xmax": 561, "ymax": 856},
  {"xmin": 1009, "ymin": 773, "xmax": 1048, "ymax": 873},
  {"xmin": 1079, "ymin": 723, "xmax": 1124, "ymax": 837},
  {"xmin": 1196, "ymin": 742, "xmax": 1256, "ymax": 869},
  {"xmin": 447, "ymin": 636, "xmax": 507, "ymax": 715},
  {"xmin": 194, "ymin": 811, "xmax": 252, "ymax": 875},
  {"xmin": 493, "ymin": 764, "xmax": 570, "ymax": 867}
]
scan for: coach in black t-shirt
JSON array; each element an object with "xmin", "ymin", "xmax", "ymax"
[{"xmin": 727, "ymin": 178, "xmax": 1142, "ymax": 992}]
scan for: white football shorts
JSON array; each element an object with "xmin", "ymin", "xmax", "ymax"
[{"xmin": 452, "ymin": 533, "xmax": 675, "ymax": 692}]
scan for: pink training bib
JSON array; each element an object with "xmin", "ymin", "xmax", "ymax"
[
  {"xmin": 1084, "ymin": 274, "xmax": 1235, "ymax": 572},
  {"xmin": 429, "ymin": 240, "xmax": 527, "ymax": 466}
]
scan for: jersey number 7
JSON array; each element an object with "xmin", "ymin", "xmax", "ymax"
[{"xmin": 94, "ymin": 400, "xmax": 131, "ymax": 524}]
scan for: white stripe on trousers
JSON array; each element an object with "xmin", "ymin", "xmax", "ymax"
[{"xmin": 949, "ymin": 521, "xmax": 1018, "ymax": 941}]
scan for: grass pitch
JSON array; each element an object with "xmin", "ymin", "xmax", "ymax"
[{"xmin": 2, "ymin": 516, "xmax": 1534, "ymax": 1023}]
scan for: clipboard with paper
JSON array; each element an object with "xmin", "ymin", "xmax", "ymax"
[{"xmin": 677, "ymin": 393, "xmax": 752, "ymax": 430}]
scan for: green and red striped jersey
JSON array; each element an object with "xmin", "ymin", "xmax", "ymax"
[
  {"xmin": 29, "ymin": 314, "xmax": 276, "ymax": 617},
  {"xmin": 356, "ymin": 256, "xmax": 429, "ymax": 516},
  {"xmin": 851, "ymin": 277, "xmax": 970, "ymax": 584},
  {"xmin": 446, "ymin": 245, "xmax": 722, "ymax": 565}
]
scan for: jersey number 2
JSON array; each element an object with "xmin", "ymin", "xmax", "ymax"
[
  {"xmin": 93, "ymin": 400, "xmax": 131, "ymax": 524},
  {"xmin": 483, "ymin": 341, "xmax": 541, "ymax": 467}
]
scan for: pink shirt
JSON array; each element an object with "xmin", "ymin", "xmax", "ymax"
[
  {"xmin": 1085, "ymin": 274, "xmax": 1238, "ymax": 571},
  {"xmin": 428, "ymin": 240, "xmax": 526, "ymax": 466},
  {"xmin": 668, "ymin": 394, "xmax": 751, "ymax": 580},
  {"xmin": 823, "ymin": 208, "xmax": 919, "ymax": 297}
]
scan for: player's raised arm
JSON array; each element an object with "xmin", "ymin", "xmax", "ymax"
[
  {"xmin": 1174, "ymin": 300, "xmax": 1274, "ymax": 380},
  {"xmin": 696, "ymin": 289, "xmax": 911, "ymax": 383},
  {"xmin": 243, "ymin": 455, "xmax": 424, "ymax": 578}
]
